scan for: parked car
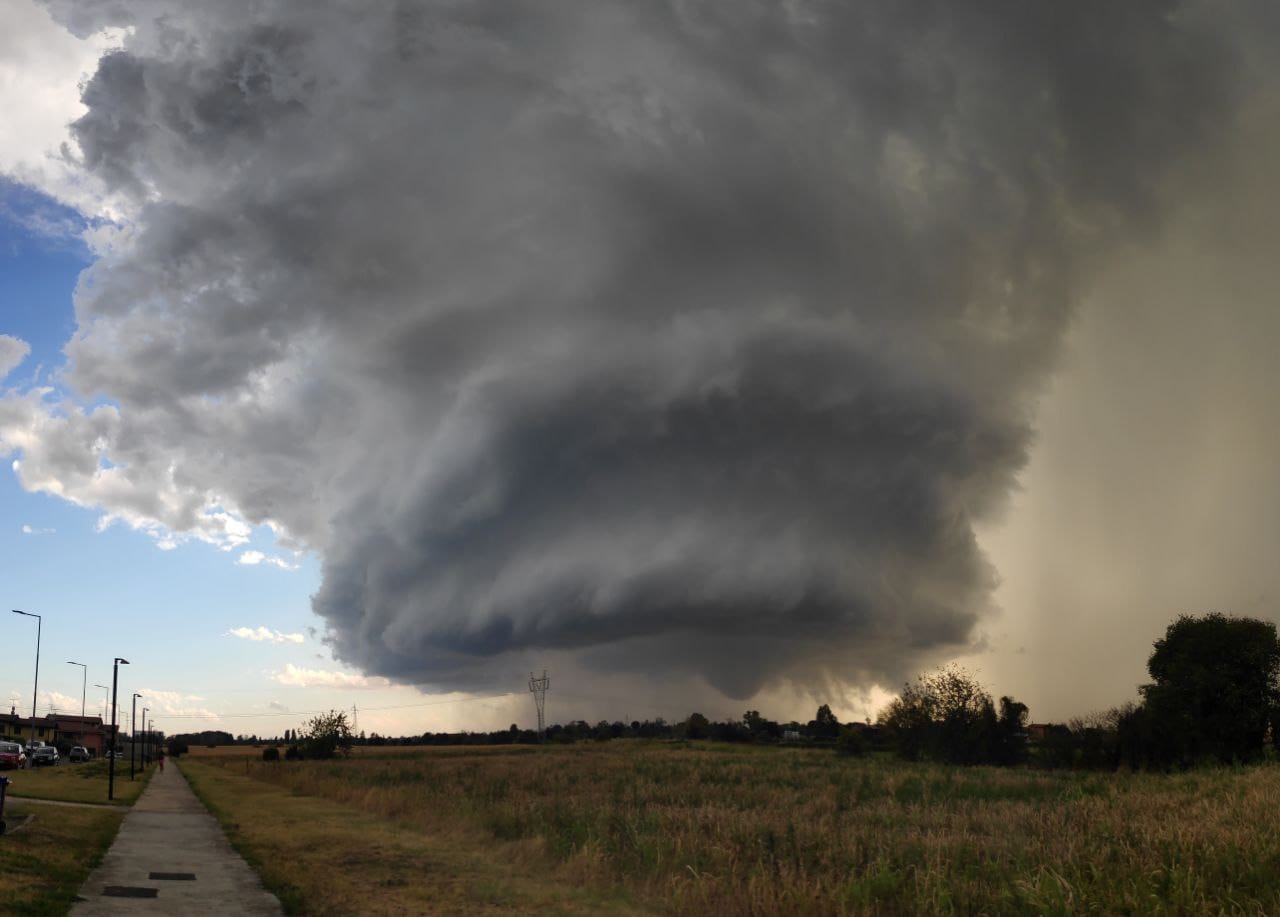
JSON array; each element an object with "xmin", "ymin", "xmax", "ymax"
[
  {"xmin": 69, "ymin": 746, "xmax": 91, "ymax": 763},
  {"xmin": 0, "ymin": 741, "xmax": 25, "ymax": 769},
  {"xmin": 31, "ymin": 746, "xmax": 59, "ymax": 767}
]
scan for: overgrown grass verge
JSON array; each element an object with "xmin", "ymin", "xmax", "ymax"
[
  {"xmin": 192, "ymin": 742, "xmax": 1280, "ymax": 914},
  {"xmin": 180, "ymin": 759, "xmax": 652, "ymax": 915},
  {"xmin": 6, "ymin": 760, "xmax": 155, "ymax": 805},
  {"xmin": 0, "ymin": 802, "xmax": 124, "ymax": 914}
]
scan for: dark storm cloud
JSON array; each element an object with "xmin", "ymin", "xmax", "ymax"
[{"xmin": 18, "ymin": 0, "xmax": 1245, "ymax": 696}]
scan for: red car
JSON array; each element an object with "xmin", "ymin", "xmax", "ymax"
[{"xmin": 0, "ymin": 741, "xmax": 25, "ymax": 769}]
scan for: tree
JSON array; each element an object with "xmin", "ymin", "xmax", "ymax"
[
  {"xmin": 682, "ymin": 712, "xmax": 710, "ymax": 740},
  {"xmin": 301, "ymin": 710, "xmax": 354, "ymax": 760},
  {"xmin": 990, "ymin": 696, "xmax": 1029, "ymax": 765},
  {"xmin": 879, "ymin": 666, "xmax": 1024, "ymax": 765},
  {"xmin": 810, "ymin": 704, "xmax": 841, "ymax": 739},
  {"xmin": 1140, "ymin": 613, "xmax": 1280, "ymax": 765}
]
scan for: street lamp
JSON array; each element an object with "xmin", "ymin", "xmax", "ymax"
[
  {"xmin": 107, "ymin": 655, "xmax": 129, "ymax": 799},
  {"xmin": 107, "ymin": 657, "xmax": 129, "ymax": 801},
  {"xmin": 94, "ymin": 684, "xmax": 109, "ymax": 720},
  {"xmin": 141, "ymin": 707, "xmax": 149, "ymax": 765},
  {"xmin": 11, "ymin": 610, "xmax": 41, "ymax": 766},
  {"xmin": 67, "ymin": 661, "xmax": 87, "ymax": 718},
  {"xmin": 130, "ymin": 693, "xmax": 142, "ymax": 780}
]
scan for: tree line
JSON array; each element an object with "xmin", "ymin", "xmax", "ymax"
[
  {"xmin": 191, "ymin": 612, "xmax": 1279, "ymax": 771},
  {"xmin": 879, "ymin": 613, "xmax": 1280, "ymax": 769}
]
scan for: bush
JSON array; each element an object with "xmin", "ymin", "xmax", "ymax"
[
  {"xmin": 284, "ymin": 744, "xmax": 302, "ymax": 761},
  {"xmin": 301, "ymin": 710, "xmax": 354, "ymax": 760},
  {"xmin": 167, "ymin": 738, "xmax": 190, "ymax": 758},
  {"xmin": 835, "ymin": 726, "xmax": 867, "ymax": 757},
  {"xmin": 262, "ymin": 746, "xmax": 281, "ymax": 762}
]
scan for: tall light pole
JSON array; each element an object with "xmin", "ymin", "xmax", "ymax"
[
  {"xmin": 67, "ymin": 661, "xmax": 87, "ymax": 718},
  {"xmin": 94, "ymin": 684, "xmax": 109, "ymax": 720},
  {"xmin": 11, "ymin": 610, "xmax": 41, "ymax": 766},
  {"xmin": 130, "ymin": 693, "xmax": 142, "ymax": 779},
  {"xmin": 141, "ymin": 707, "xmax": 149, "ymax": 765},
  {"xmin": 107, "ymin": 657, "xmax": 129, "ymax": 801}
]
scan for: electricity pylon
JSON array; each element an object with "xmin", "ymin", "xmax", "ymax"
[{"xmin": 528, "ymin": 670, "xmax": 550, "ymax": 739}]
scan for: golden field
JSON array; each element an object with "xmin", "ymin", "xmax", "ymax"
[{"xmin": 182, "ymin": 742, "xmax": 1280, "ymax": 915}]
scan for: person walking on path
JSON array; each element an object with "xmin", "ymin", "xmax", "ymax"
[{"xmin": 158, "ymin": 749, "xmax": 165, "ymax": 772}]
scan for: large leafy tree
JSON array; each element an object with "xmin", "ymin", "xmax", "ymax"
[
  {"xmin": 1141, "ymin": 613, "xmax": 1280, "ymax": 765},
  {"xmin": 878, "ymin": 666, "xmax": 1025, "ymax": 765}
]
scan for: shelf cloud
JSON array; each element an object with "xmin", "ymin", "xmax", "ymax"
[{"xmin": 1, "ymin": 1, "xmax": 1270, "ymax": 702}]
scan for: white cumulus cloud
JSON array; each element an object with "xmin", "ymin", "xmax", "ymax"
[
  {"xmin": 135, "ymin": 686, "xmax": 218, "ymax": 722},
  {"xmin": 0, "ymin": 0, "xmax": 124, "ymax": 216},
  {"xmin": 0, "ymin": 336, "xmax": 30, "ymax": 380},
  {"xmin": 272, "ymin": 663, "xmax": 390, "ymax": 689},
  {"xmin": 237, "ymin": 550, "xmax": 296, "ymax": 570},
  {"xmin": 226, "ymin": 626, "xmax": 305, "ymax": 644}
]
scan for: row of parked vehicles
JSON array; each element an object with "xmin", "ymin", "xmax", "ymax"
[{"xmin": 0, "ymin": 740, "xmax": 93, "ymax": 768}]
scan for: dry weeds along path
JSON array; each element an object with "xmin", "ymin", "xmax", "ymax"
[{"xmin": 69, "ymin": 761, "xmax": 282, "ymax": 915}]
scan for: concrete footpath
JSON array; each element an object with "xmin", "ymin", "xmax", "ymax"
[{"xmin": 70, "ymin": 762, "xmax": 283, "ymax": 915}]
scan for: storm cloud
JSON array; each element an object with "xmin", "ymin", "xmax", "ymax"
[{"xmin": 4, "ymin": 1, "xmax": 1254, "ymax": 699}]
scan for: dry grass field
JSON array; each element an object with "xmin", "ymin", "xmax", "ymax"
[
  {"xmin": 5, "ymin": 759, "xmax": 155, "ymax": 805},
  {"xmin": 0, "ymin": 801, "xmax": 124, "ymax": 914},
  {"xmin": 183, "ymin": 742, "xmax": 1280, "ymax": 915}
]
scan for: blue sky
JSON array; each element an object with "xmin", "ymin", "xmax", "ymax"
[{"xmin": 0, "ymin": 184, "xmax": 314, "ymax": 729}]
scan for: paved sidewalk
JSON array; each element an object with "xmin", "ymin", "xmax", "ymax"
[{"xmin": 70, "ymin": 762, "xmax": 282, "ymax": 915}]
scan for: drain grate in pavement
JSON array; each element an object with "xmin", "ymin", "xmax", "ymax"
[
  {"xmin": 150, "ymin": 872, "xmax": 197, "ymax": 880},
  {"xmin": 103, "ymin": 886, "xmax": 159, "ymax": 898}
]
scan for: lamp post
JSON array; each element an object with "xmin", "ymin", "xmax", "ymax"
[
  {"xmin": 130, "ymin": 693, "xmax": 141, "ymax": 779},
  {"xmin": 11, "ymin": 610, "xmax": 41, "ymax": 767},
  {"xmin": 94, "ymin": 684, "xmax": 109, "ymax": 720},
  {"xmin": 67, "ymin": 661, "xmax": 87, "ymax": 718},
  {"xmin": 107, "ymin": 657, "xmax": 129, "ymax": 801},
  {"xmin": 141, "ymin": 707, "xmax": 149, "ymax": 765}
]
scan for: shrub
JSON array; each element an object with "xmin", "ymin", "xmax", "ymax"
[
  {"xmin": 835, "ymin": 727, "xmax": 867, "ymax": 757},
  {"xmin": 262, "ymin": 746, "xmax": 281, "ymax": 762},
  {"xmin": 301, "ymin": 710, "xmax": 354, "ymax": 760},
  {"xmin": 284, "ymin": 744, "xmax": 302, "ymax": 761}
]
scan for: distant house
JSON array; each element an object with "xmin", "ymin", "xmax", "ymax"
[
  {"xmin": 1026, "ymin": 723, "xmax": 1052, "ymax": 742},
  {"xmin": 0, "ymin": 707, "xmax": 110, "ymax": 754},
  {"xmin": 782, "ymin": 729, "xmax": 802, "ymax": 742}
]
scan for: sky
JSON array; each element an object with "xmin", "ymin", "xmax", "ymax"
[{"xmin": 2, "ymin": 0, "xmax": 1279, "ymax": 738}]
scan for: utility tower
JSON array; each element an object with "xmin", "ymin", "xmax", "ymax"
[{"xmin": 528, "ymin": 670, "xmax": 550, "ymax": 739}]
